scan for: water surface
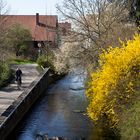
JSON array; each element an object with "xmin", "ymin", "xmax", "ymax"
[{"xmin": 17, "ymin": 73, "xmax": 94, "ymax": 140}]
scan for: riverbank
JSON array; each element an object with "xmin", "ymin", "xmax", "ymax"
[
  {"xmin": 0, "ymin": 64, "xmax": 39, "ymax": 116},
  {"xmin": 0, "ymin": 64, "xmax": 39, "ymax": 140},
  {"xmin": 16, "ymin": 73, "xmax": 94, "ymax": 140}
]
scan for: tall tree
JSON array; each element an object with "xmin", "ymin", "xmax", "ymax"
[
  {"xmin": 55, "ymin": 0, "xmax": 136, "ymax": 73},
  {"xmin": 5, "ymin": 24, "xmax": 32, "ymax": 56}
]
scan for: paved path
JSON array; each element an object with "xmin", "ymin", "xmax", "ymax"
[{"xmin": 0, "ymin": 64, "xmax": 39, "ymax": 117}]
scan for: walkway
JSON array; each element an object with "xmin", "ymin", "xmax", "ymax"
[{"xmin": 0, "ymin": 64, "xmax": 39, "ymax": 121}]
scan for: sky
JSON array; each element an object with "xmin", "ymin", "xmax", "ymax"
[{"xmin": 7, "ymin": 0, "xmax": 63, "ymax": 15}]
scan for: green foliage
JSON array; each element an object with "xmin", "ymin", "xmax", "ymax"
[
  {"xmin": 19, "ymin": 44, "xmax": 28, "ymax": 55},
  {"xmin": 37, "ymin": 55, "xmax": 55, "ymax": 72},
  {"xmin": 119, "ymin": 100, "xmax": 140, "ymax": 140},
  {"xmin": 0, "ymin": 61, "xmax": 13, "ymax": 88},
  {"xmin": 5, "ymin": 24, "xmax": 32, "ymax": 56},
  {"xmin": 10, "ymin": 58, "xmax": 36, "ymax": 64},
  {"xmin": 37, "ymin": 55, "xmax": 47, "ymax": 68}
]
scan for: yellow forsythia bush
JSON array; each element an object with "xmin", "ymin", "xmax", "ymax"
[{"xmin": 86, "ymin": 34, "xmax": 140, "ymax": 127}]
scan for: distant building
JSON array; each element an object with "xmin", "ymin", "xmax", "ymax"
[
  {"xmin": 4, "ymin": 13, "xmax": 71, "ymax": 48},
  {"xmin": 4, "ymin": 13, "xmax": 57, "ymax": 48},
  {"xmin": 58, "ymin": 22, "xmax": 71, "ymax": 36}
]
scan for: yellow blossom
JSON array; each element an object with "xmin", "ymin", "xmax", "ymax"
[{"xmin": 86, "ymin": 34, "xmax": 140, "ymax": 127}]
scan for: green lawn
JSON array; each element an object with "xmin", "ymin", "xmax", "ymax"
[{"xmin": 10, "ymin": 58, "xmax": 36, "ymax": 64}]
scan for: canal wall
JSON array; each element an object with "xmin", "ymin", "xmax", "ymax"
[{"xmin": 0, "ymin": 68, "xmax": 62, "ymax": 140}]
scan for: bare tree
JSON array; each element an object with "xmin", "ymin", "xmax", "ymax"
[{"xmin": 55, "ymin": 0, "xmax": 137, "ymax": 73}]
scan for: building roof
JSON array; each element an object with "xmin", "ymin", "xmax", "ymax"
[
  {"xmin": 4, "ymin": 15, "xmax": 58, "ymax": 41},
  {"xmin": 58, "ymin": 22, "xmax": 71, "ymax": 36}
]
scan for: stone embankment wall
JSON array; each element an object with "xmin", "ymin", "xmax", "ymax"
[{"xmin": 0, "ymin": 68, "xmax": 62, "ymax": 140}]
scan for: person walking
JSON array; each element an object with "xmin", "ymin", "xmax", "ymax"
[{"xmin": 15, "ymin": 67, "xmax": 22, "ymax": 89}]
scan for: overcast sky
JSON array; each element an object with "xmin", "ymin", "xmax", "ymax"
[{"xmin": 7, "ymin": 0, "xmax": 63, "ymax": 15}]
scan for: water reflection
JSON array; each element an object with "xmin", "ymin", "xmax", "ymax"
[{"xmin": 17, "ymin": 73, "xmax": 94, "ymax": 140}]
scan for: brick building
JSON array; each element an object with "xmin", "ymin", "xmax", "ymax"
[
  {"xmin": 59, "ymin": 22, "xmax": 71, "ymax": 36},
  {"xmin": 4, "ymin": 13, "xmax": 71, "ymax": 48}
]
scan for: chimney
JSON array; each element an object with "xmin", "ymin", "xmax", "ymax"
[{"xmin": 36, "ymin": 13, "xmax": 39, "ymax": 25}]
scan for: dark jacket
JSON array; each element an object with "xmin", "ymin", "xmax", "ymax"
[{"xmin": 16, "ymin": 69, "xmax": 22, "ymax": 77}]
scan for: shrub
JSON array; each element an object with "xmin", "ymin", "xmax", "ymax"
[
  {"xmin": 86, "ymin": 34, "xmax": 140, "ymax": 127},
  {"xmin": 0, "ymin": 62, "xmax": 13, "ymax": 87},
  {"xmin": 37, "ymin": 55, "xmax": 48, "ymax": 68},
  {"xmin": 119, "ymin": 100, "xmax": 140, "ymax": 140},
  {"xmin": 5, "ymin": 24, "xmax": 32, "ymax": 56},
  {"xmin": 19, "ymin": 44, "xmax": 28, "ymax": 56},
  {"xmin": 37, "ymin": 55, "xmax": 55, "ymax": 72}
]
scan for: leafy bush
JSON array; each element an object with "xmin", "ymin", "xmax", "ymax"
[
  {"xmin": 19, "ymin": 44, "xmax": 28, "ymax": 56},
  {"xmin": 37, "ymin": 55, "xmax": 47, "ymax": 68},
  {"xmin": 86, "ymin": 34, "xmax": 140, "ymax": 127},
  {"xmin": 5, "ymin": 24, "xmax": 32, "ymax": 56},
  {"xmin": 37, "ymin": 55, "xmax": 55, "ymax": 72},
  {"xmin": 0, "ymin": 62, "xmax": 13, "ymax": 87},
  {"xmin": 119, "ymin": 100, "xmax": 140, "ymax": 140}
]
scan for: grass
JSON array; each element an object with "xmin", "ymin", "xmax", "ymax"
[{"xmin": 9, "ymin": 58, "xmax": 36, "ymax": 64}]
